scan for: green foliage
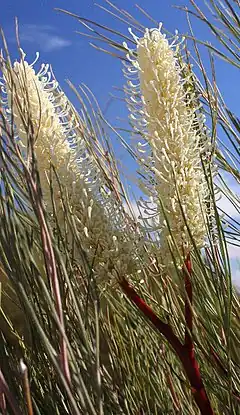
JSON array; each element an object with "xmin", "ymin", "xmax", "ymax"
[{"xmin": 0, "ymin": 1, "xmax": 239, "ymax": 414}]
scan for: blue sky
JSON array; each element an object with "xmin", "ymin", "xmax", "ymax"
[
  {"xmin": 2, "ymin": 0, "xmax": 238, "ymax": 173},
  {"xmin": 1, "ymin": 0, "xmax": 238, "ymax": 113},
  {"xmin": 1, "ymin": 0, "xmax": 239, "ymax": 283}
]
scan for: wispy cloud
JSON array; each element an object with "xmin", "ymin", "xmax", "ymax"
[{"xmin": 19, "ymin": 24, "xmax": 71, "ymax": 52}]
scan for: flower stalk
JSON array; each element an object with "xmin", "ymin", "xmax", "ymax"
[{"xmin": 120, "ymin": 24, "xmax": 216, "ymax": 413}]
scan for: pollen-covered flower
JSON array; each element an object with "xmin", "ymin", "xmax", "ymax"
[
  {"xmin": 123, "ymin": 26, "xmax": 214, "ymax": 267},
  {"xmin": 0, "ymin": 51, "xmax": 143, "ymax": 281}
]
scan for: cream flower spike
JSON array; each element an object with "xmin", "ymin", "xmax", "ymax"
[
  {"xmin": 123, "ymin": 25, "xmax": 214, "ymax": 267},
  {"xmin": 2, "ymin": 50, "xmax": 77, "ymax": 208},
  {"xmin": 1, "ymin": 50, "xmax": 143, "ymax": 280}
]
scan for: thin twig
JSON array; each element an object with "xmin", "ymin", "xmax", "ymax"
[
  {"xmin": 0, "ymin": 369, "xmax": 21, "ymax": 415},
  {"xmin": 183, "ymin": 253, "xmax": 193, "ymax": 349},
  {"xmin": 20, "ymin": 360, "xmax": 34, "ymax": 415}
]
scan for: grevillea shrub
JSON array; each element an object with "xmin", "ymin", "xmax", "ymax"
[{"xmin": 0, "ymin": 1, "xmax": 239, "ymax": 414}]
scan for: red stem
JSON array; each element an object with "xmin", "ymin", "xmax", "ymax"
[
  {"xmin": 184, "ymin": 253, "xmax": 193, "ymax": 349},
  {"xmin": 119, "ymin": 278, "xmax": 183, "ymax": 356},
  {"xmin": 0, "ymin": 370, "xmax": 21, "ymax": 415},
  {"xmin": 182, "ymin": 255, "xmax": 214, "ymax": 413},
  {"xmin": 119, "ymin": 276, "xmax": 214, "ymax": 415},
  {"xmin": 0, "ymin": 392, "xmax": 6, "ymax": 415}
]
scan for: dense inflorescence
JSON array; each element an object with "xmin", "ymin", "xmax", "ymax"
[
  {"xmin": 1, "ymin": 52, "xmax": 143, "ymax": 281},
  {"xmin": 123, "ymin": 26, "xmax": 214, "ymax": 267}
]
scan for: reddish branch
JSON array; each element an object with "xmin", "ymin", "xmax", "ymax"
[
  {"xmin": 182, "ymin": 255, "xmax": 214, "ymax": 413},
  {"xmin": 0, "ymin": 370, "xmax": 20, "ymax": 415},
  {"xmin": 119, "ymin": 278, "xmax": 183, "ymax": 356},
  {"xmin": 184, "ymin": 253, "xmax": 193, "ymax": 349},
  {"xmin": 119, "ymin": 261, "xmax": 215, "ymax": 415}
]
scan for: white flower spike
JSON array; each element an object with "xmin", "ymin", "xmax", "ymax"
[
  {"xmin": 124, "ymin": 26, "xmax": 214, "ymax": 267},
  {"xmin": 1, "ymin": 50, "xmax": 143, "ymax": 280}
]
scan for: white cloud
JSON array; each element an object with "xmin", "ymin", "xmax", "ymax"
[
  {"xmin": 227, "ymin": 244, "xmax": 240, "ymax": 260},
  {"xmin": 20, "ymin": 24, "xmax": 71, "ymax": 52},
  {"xmin": 233, "ymin": 270, "xmax": 240, "ymax": 288},
  {"xmin": 227, "ymin": 244, "xmax": 240, "ymax": 287}
]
